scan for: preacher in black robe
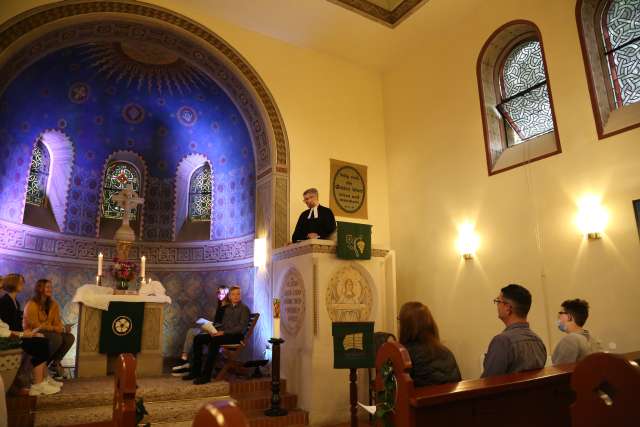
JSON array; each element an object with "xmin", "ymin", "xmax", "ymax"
[{"xmin": 292, "ymin": 188, "xmax": 336, "ymax": 242}]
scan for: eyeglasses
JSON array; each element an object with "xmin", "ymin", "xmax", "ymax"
[
  {"xmin": 493, "ymin": 298, "xmax": 509, "ymax": 305},
  {"xmin": 558, "ymin": 311, "xmax": 568, "ymax": 315}
]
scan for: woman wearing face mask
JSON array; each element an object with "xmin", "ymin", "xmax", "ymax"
[
  {"xmin": 23, "ymin": 279, "xmax": 75, "ymax": 380},
  {"xmin": 552, "ymin": 299, "xmax": 602, "ymax": 365},
  {"xmin": 171, "ymin": 285, "xmax": 230, "ymax": 376}
]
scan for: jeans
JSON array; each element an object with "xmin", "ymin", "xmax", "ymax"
[
  {"xmin": 191, "ymin": 333, "xmax": 243, "ymax": 380},
  {"xmin": 41, "ymin": 331, "xmax": 74, "ymax": 363}
]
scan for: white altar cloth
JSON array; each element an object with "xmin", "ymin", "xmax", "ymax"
[{"xmin": 72, "ymin": 284, "xmax": 172, "ymax": 311}]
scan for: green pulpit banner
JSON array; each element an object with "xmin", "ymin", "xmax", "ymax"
[
  {"xmin": 337, "ymin": 221, "xmax": 372, "ymax": 260},
  {"xmin": 332, "ymin": 322, "xmax": 375, "ymax": 369},
  {"xmin": 99, "ymin": 302, "xmax": 144, "ymax": 354}
]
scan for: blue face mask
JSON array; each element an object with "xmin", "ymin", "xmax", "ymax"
[{"xmin": 556, "ymin": 319, "xmax": 567, "ymax": 332}]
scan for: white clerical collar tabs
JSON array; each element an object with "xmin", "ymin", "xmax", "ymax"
[{"xmin": 307, "ymin": 205, "xmax": 319, "ymax": 219}]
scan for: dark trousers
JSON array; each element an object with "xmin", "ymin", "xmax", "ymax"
[
  {"xmin": 41, "ymin": 331, "xmax": 75, "ymax": 363},
  {"xmin": 191, "ymin": 333, "xmax": 243, "ymax": 379},
  {"xmin": 21, "ymin": 336, "xmax": 49, "ymax": 367}
]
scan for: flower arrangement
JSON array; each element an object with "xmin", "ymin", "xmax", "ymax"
[{"xmin": 111, "ymin": 258, "xmax": 138, "ymax": 290}]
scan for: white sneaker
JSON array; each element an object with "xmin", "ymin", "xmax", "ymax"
[
  {"xmin": 29, "ymin": 382, "xmax": 60, "ymax": 396},
  {"xmin": 46, "ymin": 377, "xmax": 63, "ymax": 388}
]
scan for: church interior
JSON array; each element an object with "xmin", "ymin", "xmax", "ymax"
[{"xmin": 0, "ymin": 0, "xmax": 639, "ymax": 426}]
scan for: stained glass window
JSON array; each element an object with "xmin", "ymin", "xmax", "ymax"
[
  {"xmin": 26, "ymin": 141, "xmax": 50, "ymax": 206},
  {"xmin": 189, "ymin": 165, "xmax": 212, "ymax": 222},
  {"xmin": 498, "ymin": 40, "xmax": 554, "ymax": 144},
  {"xmin": 603, "ymin": 0, "xmax": 640, "ymax": 107},
  {"xmin": 102, "ymin": 162, "xmax": 141, "ymax": 219}
]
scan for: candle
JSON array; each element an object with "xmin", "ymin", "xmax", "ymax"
[
  {"xmin": 273, "ymin": 318, "xmax": 280, "ymax": 339},
  {"xmin": 95, "ymin": 275, "xmax": 99, "ymax": 285},
  {"xmin": 98, "ymin": 252, "xmax": 103, "ymax": 276},
  {"xmin": 141, "ymin": 256, "xmax": 146, "ymax": 278}
]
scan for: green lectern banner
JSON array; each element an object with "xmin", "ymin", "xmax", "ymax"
[
  {"xmin": 99, "ymin": 302, "xmax": 145, "ymax": 354},
  {"xmin": 337, "ymin": 221, "xmax": 372, "ymax": 260},
  {"xmin": 332, "ymin": 322, "xmax": 375, "ymax": 369}
]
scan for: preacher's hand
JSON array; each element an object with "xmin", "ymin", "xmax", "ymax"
[{"xmin": 307, "ymin": 233, "xmax": 319, "ymax": 239}]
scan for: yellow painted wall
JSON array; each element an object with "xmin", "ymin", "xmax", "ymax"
[
  {"xmin": 384, "ymin": 0, "xmax": 640, "ymax": 378},
  {"xmin": 0, "ymin": 0, "xmax": 391, "ymax": 246}
]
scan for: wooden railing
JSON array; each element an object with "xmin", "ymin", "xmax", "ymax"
[{"xmin": 375, "ymin": 342, "xmax": 639, "ymax": 427}]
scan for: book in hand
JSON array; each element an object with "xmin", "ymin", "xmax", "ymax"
[{"xmin": 195, "ymin": 318, "xmax": 218, "ymax": 334}]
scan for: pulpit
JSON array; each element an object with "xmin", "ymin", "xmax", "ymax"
[
  {"xmin": 272, "ymin": 239, "xmax": 396, "ymax": 425},
  {"xmin": 73, "ymin": 285, "xmax": 171, "ymax": 377}
]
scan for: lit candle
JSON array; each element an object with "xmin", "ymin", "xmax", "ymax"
[
  {"xmin": 95, "ymin": 275, "xmax": 99, "ymax": 285},
  {"xmin": 98, "ymin": 252, "xmax": 103, "ymax": 276},
  {"xmin": 273, "ymin": 318, "xmax": 280, "ymax": 339},
  {"xmin": 141, "ymin": 256, "xmax": 146, "ymax": 279}
]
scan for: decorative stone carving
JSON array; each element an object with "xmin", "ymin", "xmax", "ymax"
[
  {"xmin": 280, "ymin": 268, "xmax": 305, "ymax": 337},
  {"xmin": 80, "ymin": 306, "xmax": 101, "ymax": 353},
  {"xmin": 325, "ymin": 266, "xmax": 373, "ymax": 322}
]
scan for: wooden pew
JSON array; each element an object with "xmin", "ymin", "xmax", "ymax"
[
  {"xmin": 375, "ymin": 342, "xmax": 640, "ymax": 427},
  {"xmin": 374, "ymin": 341, "xmax": 575, "ymax": 427},
  {"xmin": 571, "ymin": 352, "xmax": 640, "ymax": 427},
  {"xmin": 69, "ymin": 353, "xmax": 137, "ymax": 427},
  {"xmin": 192, "ymin": 399, "xmax": 249, "ymax": 427}
]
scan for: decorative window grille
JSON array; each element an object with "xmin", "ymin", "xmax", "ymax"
[
  {"xmin": 102, "ymin": 162, "xmax": 141, "ymax": 219},
  {"xmin": 188, "ymin": 164, "xmax": 212, "ymax": 222},
  {"xmin": 26, "ymin": 141, "xmax": 50, "ymax": 206},
  {"xmin": 602, "ymin": 0, "xmax": 640, "ymax": 107},
  {"xmin": 498, "ymin": 40, "xmax": 554, "ymax": 144}
]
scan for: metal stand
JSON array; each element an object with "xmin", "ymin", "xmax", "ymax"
[
  {"xmin": 350, "ymin": 368, "xmax": 358, "ymax": 427},
  {"xmin": 264, "ymin": 338, "xmax": 288, "ymax": 417}
]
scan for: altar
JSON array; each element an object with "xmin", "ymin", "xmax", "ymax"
[{"xmin": 73, "ymin": 285, "xmax": 171, "ymax": 378}]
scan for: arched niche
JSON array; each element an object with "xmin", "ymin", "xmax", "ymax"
[
  {"xmin": 174, "ymin": 153, "xmax": 213, "ymax": 241},
  {"xmin": 0, "ymin": 0, "xmax": 290, "ymax": 249}
]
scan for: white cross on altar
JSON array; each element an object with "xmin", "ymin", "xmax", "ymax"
[{"xmin": 112, "ymin": 183, "xmax": 144, "ymax": 227}]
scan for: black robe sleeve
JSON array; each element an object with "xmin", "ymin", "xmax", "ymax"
[
  {"xmin": 318, "ymin": 205, "xmax": 337, "ymax": 239},
  {"xmin": 291, "ymin": 210, "xmax": 308, "ymax": 243}
]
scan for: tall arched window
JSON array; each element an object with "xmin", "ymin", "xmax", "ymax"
[
  {"xmin": 477, "ymin": 21, "xmax": 561, "ymax": 175},
  {"xmin": 188, "ymin": 164, "xmax": 212, "ymax": 222},
  {"xmin": 102, "ymin": 162, "xmax": 141, "ymax": 219},
  {"xmin": 578, "ymin": 0, "xmax": 640, "ymax": 138},
  {"xmin": 26, "ymin": 141, "xmax": 50, "ymax": 206},
  {"xmin": 498, "ymin": 40, "xmax": 554, "ymax": 145},
  {"xmin": 602, "ymin": 0, "xmax": 640, "ymax": 107}
]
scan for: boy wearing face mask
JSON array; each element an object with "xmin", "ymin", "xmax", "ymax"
[{"xmin": 552, "ymin": 299, "xmax": 602, "ymax": 365}]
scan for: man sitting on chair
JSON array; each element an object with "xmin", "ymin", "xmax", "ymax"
[{"xmin": 185, "ymin": 286, "xmax": 250, "ymax": 384}]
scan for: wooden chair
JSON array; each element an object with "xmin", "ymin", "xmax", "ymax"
[
  {"xmin": 192, "ymin": 399, "xmax": 249, "ymax": 427},
  {"xmin": 215, "ymin": 313, "xmax": 260, "ymax": 381},
  {"xmin": 571, "ymin": 352, "xmax": 640, "ymax": 427}
]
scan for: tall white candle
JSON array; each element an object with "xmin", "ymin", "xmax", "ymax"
[
  {"xmin": 141, "ymin": 256, "xmax": 146, "ymax": 278},
  {"xmin": 98, "ymin": 252, "xmax": 103, "ymax": 276},
  {"xmin": 273, "ymin": 318, "xmax": 280, "ymax": 339}
]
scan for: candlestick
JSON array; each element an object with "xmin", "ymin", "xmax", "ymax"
[
  {"xmin": 98, "ymin": 252, "xmax": 103, "ymax": 276},
  {"xmin": 141, "ymin": 255, "xmax": 146, "ymax": 278}
]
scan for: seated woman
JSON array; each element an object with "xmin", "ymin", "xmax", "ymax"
[
  {"xmin": 398, "ymin": 301, "xmax": 461, "ymax": 387},
  {"xmin": 23, "ymin": 279, "xmax": 75, "ymax": 380},
  {"xmin": 172, "ymin": 285, "xmax": 230, "ymax": 376},
  {"xmin": 0, "ymin": 274, "xmax": 59, "ymax": 395}
]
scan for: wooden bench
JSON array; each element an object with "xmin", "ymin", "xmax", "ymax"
[
  {"xmin": 215, "ymin": 313, "xmax": 260, "ymax": 380},
  {"xmin": 374, "ymin": 342, "xmax": 639, "ymax": 427},
  {"xmin": 192, "ymin": 399, "xmax": 249, "ymax": 427},
  {"xmin": 69, "ymin": 353, "xmax": 137, "ymax": 427}
]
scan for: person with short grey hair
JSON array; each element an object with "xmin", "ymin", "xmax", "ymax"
[{"xmin": 292, "ymin": 188, "xmax": 336, "ymax": 242}]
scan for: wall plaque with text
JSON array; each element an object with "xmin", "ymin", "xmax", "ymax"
[{"xmin": 330, "ymin": 159, "xmax": 367, "ymax": 219}]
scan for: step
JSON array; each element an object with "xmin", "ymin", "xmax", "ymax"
[
  {"xmin": 232, "ymin": 390, "xmax": 297, "ymax": 411},
  {"xmin": 229, "ymin": 377, "xmax": 286, "ymax": 394},
  {"xmin": 34, "ymin": 395, "xmax": 232, "ymax": 427},
  {"xmin": 35, "ymin": 376, "xmax": 229, "ymax": 410},
  {"xmin": 246, "ymin": 408, "xmax": 309, "ymax": 427}
]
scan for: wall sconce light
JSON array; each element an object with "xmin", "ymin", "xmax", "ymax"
[
  {"xmin": 576, "ymin": 195, "xmax": 608, "ymax": 240},
  {"xmin": 456, "ymin": 222, "xmax": 480, "ymax": 260},
  {"xmin": 254, "ymin": 238, "xmax": 267, "ymax": 267}
]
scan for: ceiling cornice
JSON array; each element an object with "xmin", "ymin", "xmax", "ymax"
[{"xmin": 327, "ymin": 0, "xmax": 429, "ymax": 27}]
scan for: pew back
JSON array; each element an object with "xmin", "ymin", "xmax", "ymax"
[{"xmin": 192, "ymin": 400, "xmax": 249, "ymax": 427}]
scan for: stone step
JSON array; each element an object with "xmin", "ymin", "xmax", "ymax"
[
  {"xmin": 229, "ymin": 377, "xmax": 286, "ymax": 394},
  {"xmin": 34, "ymin": 396, "xmax": 232, "ymax": 427},
  {"xmin": 232, "ymin": 391, "xmax": 297, "ymax": 411},
  {"xmin": 35, "ymin": 376, "xmax": 229, "ymax": 410}
]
